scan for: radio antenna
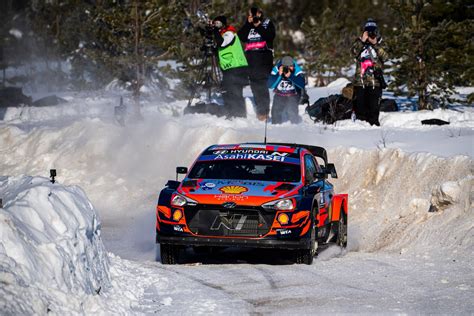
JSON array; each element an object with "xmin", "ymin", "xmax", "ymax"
[{"xmin": 264, "ymin": 116, "xmax": 268, "ymax": 144}]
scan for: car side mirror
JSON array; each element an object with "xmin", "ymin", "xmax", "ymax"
[
  {"xmin": 315, "ymin": 171, "xmax": 327, "ymax": 179},
  {"xmin": 176, "ymin": 166, "xmax": 188, "ymax": 181},
  {"xmin": 326, "ymin": 163, "xmax": 338, "ymax": 179}
]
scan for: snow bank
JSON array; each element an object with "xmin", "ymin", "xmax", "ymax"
[
  {"xmin": 0, "ymin": 176, "xmax": 109, "ymax": 314},
  {"xmin": 330, "ymin": 148, "xmax": 473, "ymax": 256}
]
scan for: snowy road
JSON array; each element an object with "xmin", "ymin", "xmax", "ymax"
[{"xmin": 126, "ymin": 248, "xmax": 473, "ymax": 314}]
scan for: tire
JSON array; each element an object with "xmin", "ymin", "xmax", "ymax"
[
  {"xmin": 294, "ymin": 209, "xmax": 317, "ymax": 265},
  {"xmin": 160, "ymin": 244, "xmax": 180, "ymax": 264},
  {"xmin": 336, "ymin": 209, "xmax": 348, "ymax": 248},
  {"xmin": 295, "ymin": 248, "xmax": 314, "ymax": 265}
]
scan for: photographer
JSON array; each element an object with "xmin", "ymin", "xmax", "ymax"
[
  {"xmin": 350, "ymin": 18, "xmax": 388, "ymax": 126},
  {"xmin": 238, "ymin": 7, "xmax": 275, "ymax": 121},
  {"xmin": 267, "ymin": 56, "xmax": 305, "ymax": 124},
  {"xmin": 212, "ymin": 16, "xmax": 249, "ymax": 118}
]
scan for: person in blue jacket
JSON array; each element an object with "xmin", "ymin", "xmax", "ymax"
[{"xmin": 267, "ymin": 56, "xmax": 305, "ymax": 124}]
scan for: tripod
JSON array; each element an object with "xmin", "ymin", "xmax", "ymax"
[{"xmin": 186, "ymin": 36, "xmax": 222, "ymax": 107}]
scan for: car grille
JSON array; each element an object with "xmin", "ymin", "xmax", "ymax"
[{"xmin": 184, "ymin": 204, "xmax": 274, "ymax": 237}]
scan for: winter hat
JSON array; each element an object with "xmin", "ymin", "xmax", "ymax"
[
  {"xmin": 281, "ymin": 56, "xmax": 293, "ymax": 67},
  {"xmin": 213, "ymin": 16, "xmax": 227, "ymax": 26},
  {"xmin": 364, "ymin": 18, "xmax": 378, "ymax": 33}
]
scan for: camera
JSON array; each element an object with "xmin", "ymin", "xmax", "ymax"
[
  {"xmin": 194, "ymin": 10, "xmax": 217, "ymax": 56},
  {"xmin": 250, "ymin": 7, "xmax": 261, "ymax": 24},
  {"xmin": 282, "ymin": 66, "xmax": 289, "ymax": 74}
]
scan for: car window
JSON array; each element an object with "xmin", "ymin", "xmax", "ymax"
[
  {"xmin": 304, "ymin": 154, "xmax": 318, "ymax": 184},
  {"xmin": 313, "ymin": 156, "xmax": 323, "ymax": 172},
  {"xmin": 188, "ymin": 160, "xmax": 301, "ymax": 182}
]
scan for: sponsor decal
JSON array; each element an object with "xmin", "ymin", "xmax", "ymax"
[
  {"xmin": 248, "ymin": 29, "xmax": 262, "ymax": 40},
  {"xmin": 210, "ymin": 214, "xmax": 247, "ymax": 231},
  {"xmin": 199, "ymin": 182, "xmax": 216, "ymax": 191},
  {"xmin": 213, "ymin": 180, "xmax": 265, "ymax": 186},
  {"xmin": 219, "ymin": 185, "xmax": 248, "ymax": 194},
  {"xmin": 245, "ymin": 41, "xmax": 266, "ymax": 51},
  {"xmin": 214, "ymin": 194, "xmax": 249, "ymax": 202},
  {"xmin": 222, "ymin": 202, "xmax": 237, "ymax": 208},
  {"xmin": 214, "ymin": 153, "xmax": 287, "ymax": 162},
  {"xmin": 213, "ymin": 149, "xmax": 280, "ymax": 155},
  {"xmin": 213, "ymin": 150, "xmax": 228, "ymax": 155}
]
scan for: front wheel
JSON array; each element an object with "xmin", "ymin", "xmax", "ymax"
[
  {"xmin": 295, "ymin": 213, "xmax": 317, "ymax": 265},
  {"xmin": 160, "ymin": 244, "xmax": 180, "ymax": 264},
  {"xmin": 294, "ymin": 248, "xmax": 314, "ymax": 265}
]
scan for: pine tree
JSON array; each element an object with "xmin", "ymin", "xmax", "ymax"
[
  {"xmin": 302, "ymin": 5, "xmax": 353, "ymax": 85},
  {"xmin": 389, "ymin": 0, "xmax": 473, "ymax": 109}
]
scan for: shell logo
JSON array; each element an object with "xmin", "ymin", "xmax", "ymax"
[{"xmin": 219, "ymin": 185, "xmax": 248, "ymax": 194}]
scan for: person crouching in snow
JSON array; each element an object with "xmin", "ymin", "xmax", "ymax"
[{"xmin": 268, "ymin": 56, "xmax": 305, "ymax": 124}]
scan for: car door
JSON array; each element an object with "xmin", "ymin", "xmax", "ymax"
[
  {"xmin": 302, "ymin": 154, "xmax": 321, "ymax": 214},
  {"xmin": 312, "ymin": 155, "xmax": 334, "ymax": 226}
]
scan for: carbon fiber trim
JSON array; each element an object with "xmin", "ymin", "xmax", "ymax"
[{"xmin": 156, "ymin": 234, "xmax": 312, "ymax": 249}]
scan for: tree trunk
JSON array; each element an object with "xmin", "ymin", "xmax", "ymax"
[{"xmin": 133, "ymin": 0, "xmax": 142, "ymax": 119}]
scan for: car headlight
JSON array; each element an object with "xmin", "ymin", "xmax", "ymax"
[
  {"xmin": 262, "ymin": 198, "xmax": 295, "ymax": 211},
  {"xmin": 275, "ymin": 199, "xmax": 294, "ymax": 210},
  {"xmin": 171, "ymin": 194, "xmax": 197, "ymax": 207}
]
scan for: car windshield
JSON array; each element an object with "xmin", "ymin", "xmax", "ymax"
[{"xmin": 188, "ymin": 160, "xmax": 301, "ymax": 182}]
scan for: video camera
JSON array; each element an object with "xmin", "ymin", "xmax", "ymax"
[{"xmin": 195, "ymin": 10, "xmax": 216, "ymax": 56}]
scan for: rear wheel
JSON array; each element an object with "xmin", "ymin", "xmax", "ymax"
[
  {"xmin": 336, "ymin": 209, "xmax": 347, "ymax": 248},
  {"xmin": 160, "ymin": 244, "xmax": 180, "ymax": 264}
]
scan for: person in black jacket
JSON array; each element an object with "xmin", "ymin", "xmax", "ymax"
[
  {"xmin": 238, "ymin": 7, "xmax": 275, "ymax": 121},
  {"xmin": 350, "ymin": 18, "xmax": 388, "ymax": 126}
]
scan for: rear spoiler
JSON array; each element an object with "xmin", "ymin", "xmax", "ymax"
[{"xmin": 267, "ymin": 143, "xmax": 328, "ymax": 166}]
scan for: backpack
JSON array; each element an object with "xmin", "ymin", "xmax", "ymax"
[{"xmin": 305, "ymin": 95, "xmax": 352, "ymax": 124}]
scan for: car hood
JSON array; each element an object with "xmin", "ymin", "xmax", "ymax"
[{"xmin": 178, "ymin": 179, "xmax": 301, "ymax": 205}]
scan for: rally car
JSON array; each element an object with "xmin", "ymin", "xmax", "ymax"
[{"xmin": 156, "ymin": 143, "xmax": 348, "ymax": 264}]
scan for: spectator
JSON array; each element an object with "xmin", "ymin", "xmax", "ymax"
[
  {"xmin": 238, "ymin": 7, "xmax": 275, "ymax": 121},
  {"xmin": 213, "ymin": 16, "xmax": 249, "ymax": 118},
  {"xmin": 268, "ymin": 56, "xmax": 305, "ymax": 124},
  {"xmin": 350, "ymin": 18, "xmax": 388, "ymax": 126}
]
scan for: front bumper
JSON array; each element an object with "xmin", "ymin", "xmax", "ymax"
[{"xmin": 156, "ymin": 234, "xmax": 311, "ymax": 249}]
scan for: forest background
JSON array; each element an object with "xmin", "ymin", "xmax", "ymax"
[{"xmin": 0, "ymin": 0, "xmax": 472, "ymax": 110}]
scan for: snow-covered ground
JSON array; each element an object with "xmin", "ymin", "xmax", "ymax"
[{"xmin": 0, "ymin": 82, "xmax": 473, "ymax": 314}]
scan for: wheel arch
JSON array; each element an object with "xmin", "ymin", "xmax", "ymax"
[{"xmin": 330, "ymin": 194, "xmax": 348, "ymax": 222}]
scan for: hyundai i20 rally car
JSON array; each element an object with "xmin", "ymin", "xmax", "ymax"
[{"xmin": 156, "ymin": 143, "xmax": 348, "ymax": 264}]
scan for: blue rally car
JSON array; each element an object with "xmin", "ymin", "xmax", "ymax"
[{"xmin": 156, "ymin": 143, "xmax": 348, "ymax": 264}]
